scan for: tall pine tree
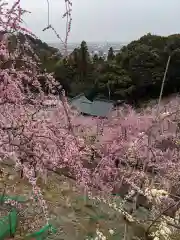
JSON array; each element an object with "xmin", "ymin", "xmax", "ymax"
[
  {"xmin": 79, "ymin": 41, "xmax": 90, "ymax": 80},
  {"xmin": 107, "ymin": 47, "xmax": 115, "ymax": 61}
]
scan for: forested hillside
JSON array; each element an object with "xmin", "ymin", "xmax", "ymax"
[
  {"xmin": 9, "ymin": 32, "xmax": 180, "ymax": 106},
  {"xmin": 49, "ymin": 33, "xmax": 180, "ymax": 105}
]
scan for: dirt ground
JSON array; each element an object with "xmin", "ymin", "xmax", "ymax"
[{"xmin": 0, "ymin": 164, "xmax": 159, "ymax": 240}]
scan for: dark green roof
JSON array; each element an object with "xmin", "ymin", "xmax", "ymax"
[{"xmin": 70, "ymin": 94, "xmax": 114, "ymax": 117}]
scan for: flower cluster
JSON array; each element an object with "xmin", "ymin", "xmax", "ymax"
[
  {"xmin": 151, "ymin": 220, "xmax": 172, "ymax": 240},
  {"xmin": 0, "ymin": 0, "xmax": 90, "ymax": 223},
  {"xmin": 4, "ymin": 199, "xmax": 22, "ymax": 210}
]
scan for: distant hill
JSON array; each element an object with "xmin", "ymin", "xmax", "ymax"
[
  {"xmin": 0, "ymin": 32, "xmax": 63, "ymax": 94},
  {"xmin": 19, "ymin": 33, "xmax": 61, "ymax": 58},
  {"xmin": 3, "ymin": 32, "xmax": 62, "ymax": 63},
  {"xmin": 14, "ymin": 33, "xmax": 63, "ymax": 72}
]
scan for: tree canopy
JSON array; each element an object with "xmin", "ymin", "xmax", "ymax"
[{"xmin": 48, "ymin": 34, "xmax": 180, "ymax": 106}]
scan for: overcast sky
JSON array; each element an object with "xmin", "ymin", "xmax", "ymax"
[{"xmin": 12, "ymin": 0, "xmax": 180, "ymax": 43}]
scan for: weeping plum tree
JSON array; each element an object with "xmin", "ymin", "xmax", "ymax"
[
  {"xmin": 2, "ymin": 1, "xmax": 180, "ymax": 239},
  {"xmin": 0, "ymin": 0, "xmax": 91, "ymax": 221}
]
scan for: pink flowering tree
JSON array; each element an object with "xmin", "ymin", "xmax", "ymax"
[
  {"xmin": 71, "ymin": 100, "xmax": 180, "ymax": 237},
  {"xmin": 88, "ymin": 101, "xmax": 180, "ymax": 238},
  {"xmin": 1, "ymin": 1, "xmax": 180, "ymax": 239},
  {"xmin": 0, "ymin": 0, "xmax": 91, "ymax": 222}
]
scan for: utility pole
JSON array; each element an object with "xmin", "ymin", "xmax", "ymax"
[
  {"xmin": 107, "ymin": 81, "xmax": 111, "ymax": 100},
  {"xmin": 156, "ymin": 55, "xmax": 171, "ymax": 117}
]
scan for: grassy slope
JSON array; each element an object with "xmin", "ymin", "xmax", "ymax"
[{"xmin": 0, "ymin": 164, "xmax": 149, "ymax": 240}]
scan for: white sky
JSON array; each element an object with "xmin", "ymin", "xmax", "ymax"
[{"xmin": 7, "ymin": 0, "xmax": 180, "ymax": 43}]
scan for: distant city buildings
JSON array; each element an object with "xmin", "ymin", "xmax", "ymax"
[
  {"xmin": 113, "ymin": 49, "xmax": 121, "ymax": 55},
  {"xmin": 90, "ymin": 50, "xmax": 107, "ymax": 60},
  {"xmin": 49, "ymin": 42, "xmax": 126, "ymax": 58}
]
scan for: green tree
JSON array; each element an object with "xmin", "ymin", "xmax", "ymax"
[
  {"xmin": 54, "ymin": 59, "xmax": 73, "ymax": 95},
  {"xmin": 93, "ymin": 54, "xmax": 99, "ymax": 63},
  {"xmin": 69, "ymin": 48, "xmax": 80, "ymax": 68},
  {"xmin": 107, "ymin": 47, "xmax": 115, "ymax": 61},
  {"xmin": 115, "ymin": 33, "xmax": 180, "ymax": 104},
  {"xmin": 79, "ymin": 40, "xmax": 90, "ymax": 80}
]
